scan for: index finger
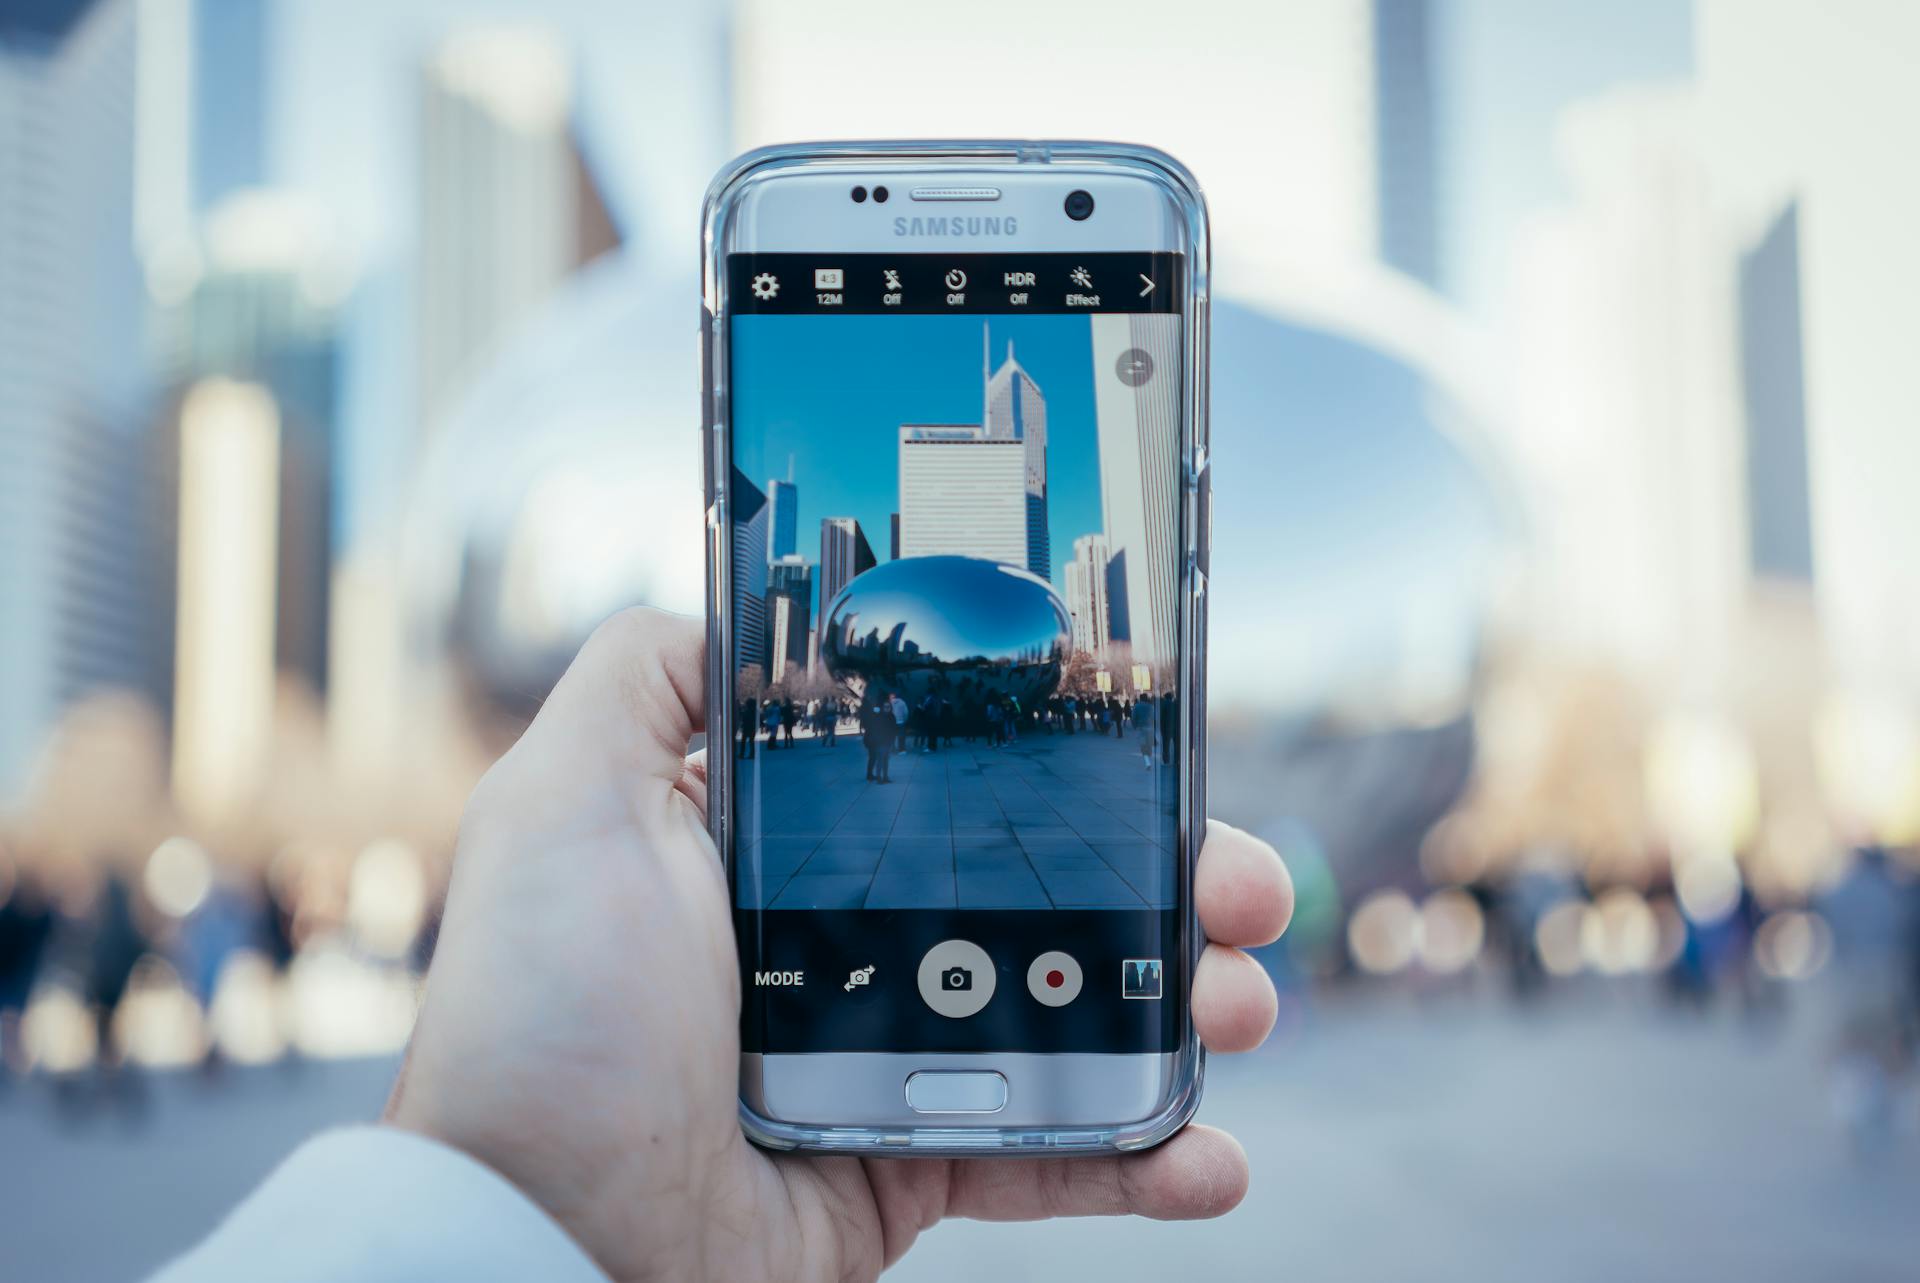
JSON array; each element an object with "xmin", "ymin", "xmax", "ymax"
[{"xmin": 1195, "ymin": 819, "xmax": 1293, "ymax": 947}]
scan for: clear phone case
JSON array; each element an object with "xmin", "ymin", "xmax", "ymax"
[{"xmin": 701, "ymin": 141, "xmax": 1211, "ymax": 1155}]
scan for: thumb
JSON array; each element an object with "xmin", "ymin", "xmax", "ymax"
[{"xmin": 514, "ymin": 607, "xmax": 708, "ymax": 789}]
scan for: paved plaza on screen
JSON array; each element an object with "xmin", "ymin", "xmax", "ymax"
[{"xmin": 735, "ymin": 729, "xmax": 1177, "ymax": 910}]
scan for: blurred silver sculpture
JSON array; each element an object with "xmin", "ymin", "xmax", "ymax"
[{"xmin": 820, "ymin": 555, "xmax": 1070, "ymax": 704}]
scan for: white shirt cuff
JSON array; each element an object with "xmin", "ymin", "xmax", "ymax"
[{"xmin": 150, "ymin": 1125, "xmax": 610, "ymax": 1283}]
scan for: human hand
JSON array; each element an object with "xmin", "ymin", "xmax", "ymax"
[{"xmin": 386, "ymin": 609, "xmax": 1293, "ymax": 1283}]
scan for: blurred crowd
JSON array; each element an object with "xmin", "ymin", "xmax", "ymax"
[{"xmin": 0, "ymin": 835, "xmax": 434, "ymax": 1117}]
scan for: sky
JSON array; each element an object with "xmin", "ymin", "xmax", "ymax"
[{"xmin": 731, "ymin": 312, "xmax": 1108, "ymax": 615}]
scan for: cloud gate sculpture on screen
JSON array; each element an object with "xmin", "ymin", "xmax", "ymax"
[{"xmin": 820, "ymin": 555, "xmax": 1071, "ymax": 706}]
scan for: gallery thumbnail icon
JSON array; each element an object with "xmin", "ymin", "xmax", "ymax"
[{"xmin": 1121, "ymin": 958, "xmax": 1163, "ymax": 1000}]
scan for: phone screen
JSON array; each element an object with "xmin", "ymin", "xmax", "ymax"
[{"xmin": 726, "ymin": 252, "xmax": 1186, "ymax": 1055}]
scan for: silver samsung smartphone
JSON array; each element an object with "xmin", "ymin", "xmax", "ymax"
[{"xmin": 701, "ymin": 141, "xmax": 1210, "ymax": 1154}]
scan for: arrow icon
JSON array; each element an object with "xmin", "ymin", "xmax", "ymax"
[{"xmin": 1138, "ymin": 274, "xmax": 1155, "ymax": 297}]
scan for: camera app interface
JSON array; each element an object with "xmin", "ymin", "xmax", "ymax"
[{"xmin": 728, "ymin": 253, "xmax": 1185, "ymax": 1054}]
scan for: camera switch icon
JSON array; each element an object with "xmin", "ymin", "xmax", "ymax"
[
  {"xmin": 844, "ymin": 965, "xmax": 876, "ymax": 992},
  {"xmin": 916, "ymin": 939, "xmax": 995, "ymax": 1017}
]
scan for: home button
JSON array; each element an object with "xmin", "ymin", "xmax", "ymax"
[{"xmin": 905, "ymin": 1071, "xmax": 1008, "ymax": 1114}]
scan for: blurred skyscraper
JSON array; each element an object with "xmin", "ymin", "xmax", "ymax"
[
  {"xmin": 1737, "ymin": 201, "xmax": 1813, "ymax": 586},
  {"xmin": 128, "ymin": 0, "xmax": 272, "ymax": 254},
  {"xmin": 0, "ymin": 0, "xmax": 155, "ymax": 802},
  {"xmin": 1501, "ymin": 88, "xmax": 1747, "ymax": 696},
  {"xmin": 818, "ymin": 517, "xmax": 875, "ymax": 615},
  {"xmin": 417, "ymin": 25, "xmax": 618, "ymax": 436},
  {"xmin": 190, "ymin": 0, "xmax": 268, "ymax": 211},
  {"xmin": 155, "ymin": 190, "xmax": 347, "ymax": 708},
  {"xmin": 1372, "ymin": 0, "xmax": 1440, "ymax": 288},
  {"xmin": 1700, "ymin": 0, "xmax": 1920, "ymax": 690},
  {"xmin": 169, "ymin": 379, "xmax": 281, "ymax": 826}
]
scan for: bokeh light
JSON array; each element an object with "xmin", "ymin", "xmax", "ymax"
[
  {"xmin": 1753, "ymin": 911, "xmax": 1833, "ymax": 982},
  {"xmin": 208, "ymin": 950, "xmax": 290, "ymax": 1065},
  {"xmin": 144, "ymin": 836, "xmax": 214, "ymax": 919},
  {"xmin": 113, "ymin": 955, "xmax": 208, "ymax": 1068},
  {"xmin": 1534, "ymin": 900, "xmax": 1587, "ymax": 978},
  {"xmin": 1347, "ymin": 890, "xmax": 1419, "ymax": 975},
  {"xmin": 1415, "ymin": 888, "xmax": 1485, "ymax": 974},
  {"xmin": 22, "ymin": 985, "xmax": 97, "ymax": 1075},
  {"xmin": 1674, "ymin": 853, "xmax": 1743, "ymax": 926},
  {"xmin": 284, "ymin": 944, "xmax": 419, "ymax": 1059},
  {"xmin": 346, "ymin": 839, "xmax": 428, "ymax": 960},
  {"xmin": 1580, "ymin": 890, "xmax": 1658, "ymax": 975}
]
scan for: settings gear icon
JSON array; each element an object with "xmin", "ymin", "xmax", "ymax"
[{"xmin": 750, "ymin": 272, "xmax": 780, "ymax": 300}]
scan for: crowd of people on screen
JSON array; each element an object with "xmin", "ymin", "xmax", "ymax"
[{"xmin": 734, "ymin": 687, "xmax": 1181, "ymax": 779}]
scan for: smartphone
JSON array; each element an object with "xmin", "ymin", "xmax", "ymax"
[{"xmin": 701, "ymin": 141, "xmax": 1209, "ymax": 1154}]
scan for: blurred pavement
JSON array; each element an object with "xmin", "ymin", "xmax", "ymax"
[{"xmin": 2, "ymin": 990, "xmax": 1914, "ymax": 1282}]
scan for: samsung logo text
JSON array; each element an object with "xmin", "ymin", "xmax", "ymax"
[{"xmin": 892, "ymin": 216, "xmax": 1020, "ymax": 237}]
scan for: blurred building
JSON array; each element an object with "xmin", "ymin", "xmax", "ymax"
[
  {"xmin": 1501, "ymin": 88, "xmax": 1747, "ymax": 698},
  {"xmin": 155, "ymin": 191, "xmax": 346, "ymax": 702},
  {"xmin": 168, "ymin": 380, "xmax": 282, "ymax": 827},
  {"xmin": 143, "ymin": 190, "xmax": 347, "ymax": 825},
  {"xmin": 817, "ymin": 516, "xmax": 875, "ymax": 614},
  {"xmin": 190, "ymin": 0, "xmax": 268, "ymax": 212},
  {"xmin": 1372, "ymin": 0, "xmax": 1440, "ymax": 288},
  {"xmin": 417, "ymin": 25, "xmax": 618, "ymax": 437},
  {"xmin": 0, "ymin": 0, "xmax": 156, "ymax": 803},
  {"xmin": 1699, "ymin": 0, "xmax": 1920, "ymax": 692},
  {"xmin": 127, "ymin": 0, "xmax": 270, "ymax": 253},
  {"xmin": 1737, "ymin": 201, "xmax": 1814, "ymax": 586}
]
